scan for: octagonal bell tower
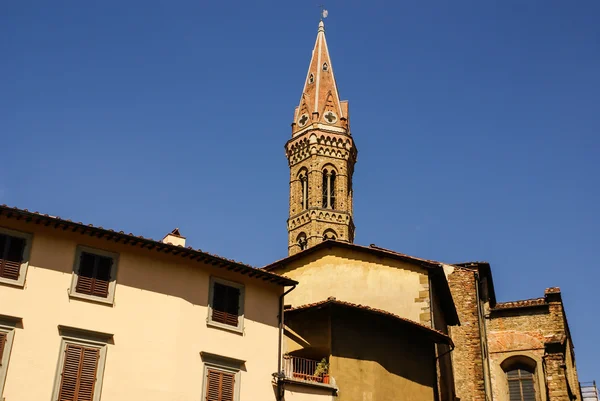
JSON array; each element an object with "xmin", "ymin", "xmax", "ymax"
[{"xmin": 286, "ymin": 21, "xmax": 358, "ymax": 256}]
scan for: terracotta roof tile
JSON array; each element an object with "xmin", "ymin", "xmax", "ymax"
[
  {"xmin": 0, "ymin": 204, "xmax": 296, "ymax": 286},
  {"xmin": 492, "ymin": 297, "xmax": 546, "ymax": 310},
  {"xmin": 286, "ymin": 297, "xmax": 453, "ymax": 346}
]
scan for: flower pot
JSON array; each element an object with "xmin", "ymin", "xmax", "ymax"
[{"xmin": 322, "ymin": 374, "xmax": 329, "ymax": 384}]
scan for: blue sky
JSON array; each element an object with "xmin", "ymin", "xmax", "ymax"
[{"xmin": 2, "ymin": 1, "xmax": 599, "ymax": 381}]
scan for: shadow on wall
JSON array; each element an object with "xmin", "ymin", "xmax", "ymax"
[
  {"xmin": 331, "ymin": 308, "xmax": 436, "ymax": 389},
  {"xmin": 24, "ymin": 222, "xmax": 279, "ymax": 328}
]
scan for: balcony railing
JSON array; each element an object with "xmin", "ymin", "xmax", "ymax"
[{"xmin": 283, "ymin": 355, "xmax": 330, "ymax": 384}]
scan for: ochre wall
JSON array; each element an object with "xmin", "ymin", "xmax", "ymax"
[
  {"xmin": 0, "ymin": 217, "xmax": 282, "ymax": 401},
  {"xmin": 283, "ymin": 382, "xmax": 335, "ymax": 401},
  {"xmin": 330, "ymin": 309, "xmax": 437, "ymax": 401},
  {"xmin": 276, "ymin": 247, "xmax": 430, "ymax": 324}
]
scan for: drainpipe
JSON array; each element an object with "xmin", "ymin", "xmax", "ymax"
[{"xmin": 277, "ymin": 284, "xmax": 297, "ymax": 401}]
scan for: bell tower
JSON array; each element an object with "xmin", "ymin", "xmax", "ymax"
[{"xmin": 286, "ymin": 20, "xmax": 357, "ymax": 256}]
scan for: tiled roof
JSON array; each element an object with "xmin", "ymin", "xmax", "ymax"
[
  {"xmin": 0, "ymin": 205, "xmax": 297, "ymax": 286},
  {"xmin": 286, "ymin": 297, "xmax": 453, "ymax": 346},
  {"xmin": 492, "ymin": 297, "xmax": 546, "ymax": 310},
  {"xmin": 263, "ymin": 241, "xmax": 445, "ymax": 271}
]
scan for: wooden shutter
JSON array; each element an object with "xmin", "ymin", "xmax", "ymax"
[
  {"xmin": 75, "ymin": 253, "xmax": 111, "ymax": 298},
  {"xmin": 57, "ymin": 344, "xmax": 100, "ymax": 401},
  {"xmin": 0, "ymin": 235, "xmax": 25, "ymax": 280},
  {"xmin": 206, "ymin": 369, "xmax": 235, "ymax": 401},
  {"xmin": 211, "ymin": 283, "xmax": 240, "ymax": 327},
  {"xmin": 0, "ymin": 332, "xmax": 6, "ymax": 363}
]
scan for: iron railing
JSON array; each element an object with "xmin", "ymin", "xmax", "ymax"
[
  {"xmin": 283, "ymin": 355, "xmax": 329, "ymax": 384},
  {"xmin": 581, "ymin": 381, "xmax": 599, "ymax": 401}
]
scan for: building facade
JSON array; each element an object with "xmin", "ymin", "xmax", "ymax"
[{"xmin": 0, "ymin": 207, "xmax": 295, "ymax": 401}]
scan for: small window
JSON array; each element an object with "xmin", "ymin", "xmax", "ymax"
[
  {"xmin": 322, "ymin": 62, "xmax": 329, "ymax": 71},
  {"xmin": 51, "ymin": 327, "xmax": 111, "ymax": 401},
  {"xmin": 299, "ymin": 171, "xmax": 308, "ymax": 210},
  {"xmin": 322, "ymin": 168, "xmax": 336, "ymax": 209},
  {"xmin": 208, "ymin": 277, "xmax": 245, "ymax": 333},
  {"xmin": 297, "ymin": 233, "xmax": 307, "ymax": 251},
  {"xmin": 0, "ymin": 228, "xmax": 32, "ymax": 287},
  {"xmin": 70, "ymin": 246, "xmax": 118, "ymax": 305},
  {"xmin": 323, "ymin": 229, "xmax": 337, "ymax": 241},
  {"xmin": 308, "ymin": 74, "xmax": 314, "ymax": 84},
  {"xmin": 201, "ymin": 352, "xmax": 243, "ymax": 401},
  {"xmin": 0, "ymin": 318, "xmax": 18, "ymax": 398}
]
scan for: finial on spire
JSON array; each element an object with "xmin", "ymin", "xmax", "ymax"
[{"xmin": 319, "ymin": 5, "xmax": 328, "ymax": 21}]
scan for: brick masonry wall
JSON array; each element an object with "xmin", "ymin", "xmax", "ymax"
[
  {"xmin": 447, "ymin": 267, "xmax": 487, "ymax": 401},
  {"xmin": 487, "ymin": 289, "xmax": 581, "ymax": 401}
]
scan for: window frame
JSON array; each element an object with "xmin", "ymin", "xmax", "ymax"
[
  {"xmin": 0, "ymin": 316, "xmax": 19, "ymax": 399},
  {"xmin": 200, "ymin": 352, "xmax": 243, "ymax": 401},
  {"xmin": 0, "ymin": 227, "xmax": 33, "ymax": 288},
  {"xmin": 207, "ymin": 277, "xmax": 245, "ymax": 334},
  {"xmin": 69, "ymin": 246, "xmax": 119, "ymax": 305},
  {"xmin": 51, "ymin": 327, "xmax": 111, "ymax": 401}
]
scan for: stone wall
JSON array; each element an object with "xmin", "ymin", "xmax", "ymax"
[{"xmin": 447, "ymin": 267, "xmax": 487, "ymax": 401}]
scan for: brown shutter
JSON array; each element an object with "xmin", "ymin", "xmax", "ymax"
[
  {"xmin": 0, "ymin": 332, "xmax": 6, "ymax": 363},
  {"xmin": 75, "ymin": 253, "xmax": 111, "ymax": 298},
  {"xmin": 58, "ymin": 344, "xmax": 100, "ymax": 401},
  {"xmin": 0, "ymin": 235, "xmax": 25, "ymax": 280},
  {"xmin": 206, "ymin": 369, "xmax": 235, "ymax": 401}
]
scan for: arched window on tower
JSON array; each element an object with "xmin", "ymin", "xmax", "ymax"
[
  {"xmin": 502, "ymin": 356, "xmax": 537, "ymax": 401},
  {"xmin": 298, "ymin": 170, "xmax": 308, "ymax": 210},
  {"xmin": 323, "ymin": 229, "xmax": 337, "ymax": 241},
  {"xmin": 297, "ymin": 233, "xmax": 307, "ymax": 251},
  {"xmin": 322, "ymin": 168, "xmax": 336, "ymax": 209}
]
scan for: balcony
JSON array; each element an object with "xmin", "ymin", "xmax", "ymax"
[{"xmin": 283, "ymin": 355, "xmax": 331, "ymax": 384}]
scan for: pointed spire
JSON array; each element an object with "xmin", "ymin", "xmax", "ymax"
[{"xmin": 292, "ymin": 20, "xmax": 349, "ymax": 136}]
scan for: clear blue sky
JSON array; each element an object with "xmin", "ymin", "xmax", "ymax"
[{"xmin": 2, "ymin": 1, "xmax": 599, "ymax": 381}]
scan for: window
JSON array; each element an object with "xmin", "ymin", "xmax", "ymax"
[
  {"xmin": 0, "ymin": 316, "xmax": 19, "ymax": 398},
  {"xmin": 201, "ymin": 352, "xmax": 243, "ymax": 401},
  {"xmin": 70, "ymin": 246, "xmax": 118, "ymax": 305},
  {"xmin": 52, "ymin": 326, "xmax": 111, "ymax": 401},
  {"xmin": 297, "ymin": 233, "xmax": 307, "ymax": 251},
  {"xmin": 299, "ymin": 171, "xmax": 308, "ymax": 210},
  {"xmin": 308, "ymin": 73, "xmax": 314, "ymax": 84},
  {"xmin": 208, "ymin": 277, "xmax": 245, "ymax": 333},
  {"xmin": 322, "ymin": 168, "xmax": 336, "ymax": 209},
  {"xmin": 507, "ymin": 368, "xmax": 536, "ymax": 401},
  {"xmin": 323, "ymin": 229, "xmax": 337, "ymax": 241},
  {"xmin": 322, "ymin": 62, "xmax": 329, "ymax": 71},
  {"xmin": 0, "ymin": 227, "xmax": 32, "ymax": 287}
]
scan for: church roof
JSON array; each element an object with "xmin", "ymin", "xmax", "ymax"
[
  {"xmin": 286, "ymin": 297, "xmax": 454, "ymax": 346},
  {"xmin": 292, "ymin": 20, "xmax": 349, "ymax": 136},
  {"xmin": 263, "ymin": 240, "xmax": 460, "ymax": 326},
  {"xmin": 0, "ymin": 204, "xmax": 297, "ymax": 286}
]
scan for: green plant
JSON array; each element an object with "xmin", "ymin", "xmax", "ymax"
[{"xmin": 314, "ymin": 358, "xmax": 329, "ymax": 377}]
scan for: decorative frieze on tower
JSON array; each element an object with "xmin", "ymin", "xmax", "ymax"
[{"xmin": 286, "ymin": 21, "xmax": 358, "ymax": 256}]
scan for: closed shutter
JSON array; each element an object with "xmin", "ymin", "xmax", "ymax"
[
  {"xmin": 206, "ymin": 369, "xmax": 235, "ymax": 401},
  {"xmin": 0, "ymin": 234, "xmax": 25, "ymax": 280},
  {"xmin": 75, "ymin": 252, "xmax": 112, "ymax": 298},
  {"xmin": 57, "ymin": 344, "xmax": 100, "ymax": 401},
  {"xmin": 0, "ymin": 332, "xmax": 6, "ymax": 363}
]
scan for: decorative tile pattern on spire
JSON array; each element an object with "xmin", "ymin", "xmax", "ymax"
[{"xmin": 292, "ymin": 21, "xmax": 348, "ymax": 136}]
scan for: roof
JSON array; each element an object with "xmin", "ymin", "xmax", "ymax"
[
  {"xmin": 263, "ymin": 240, "xmax": 460, "ymax": 326},
  {"xmin": 0, "ymin": 205, "xmax": 297, "ymax": 286},
  {"xmin": 264, "ymin": 240, "xmax": 447, "ymax": 272},
  {"xmin": 492, "ymin": 297, "xmax": 546, "ymax": 311},
  {"xmin": 286, "ymin": 297, "xmax": 453, "ymax": 346}
]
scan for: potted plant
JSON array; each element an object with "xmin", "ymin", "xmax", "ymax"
[{"xmin": 314, "ymin": 358, "xmax": 330, "ymax": 384}]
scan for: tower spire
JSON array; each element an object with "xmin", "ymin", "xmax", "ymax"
[
  {"xmin": 292, "ymin": 20, "xmax": 348, "ymax": 137},
  {"xmin": 285, "ymin": 20, "xmax": 357, "ymax": 256}
]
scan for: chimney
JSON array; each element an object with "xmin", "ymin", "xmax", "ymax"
[{"xmin": 162, "ymin": 228, "xmax": 186, "ymax": 247}]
